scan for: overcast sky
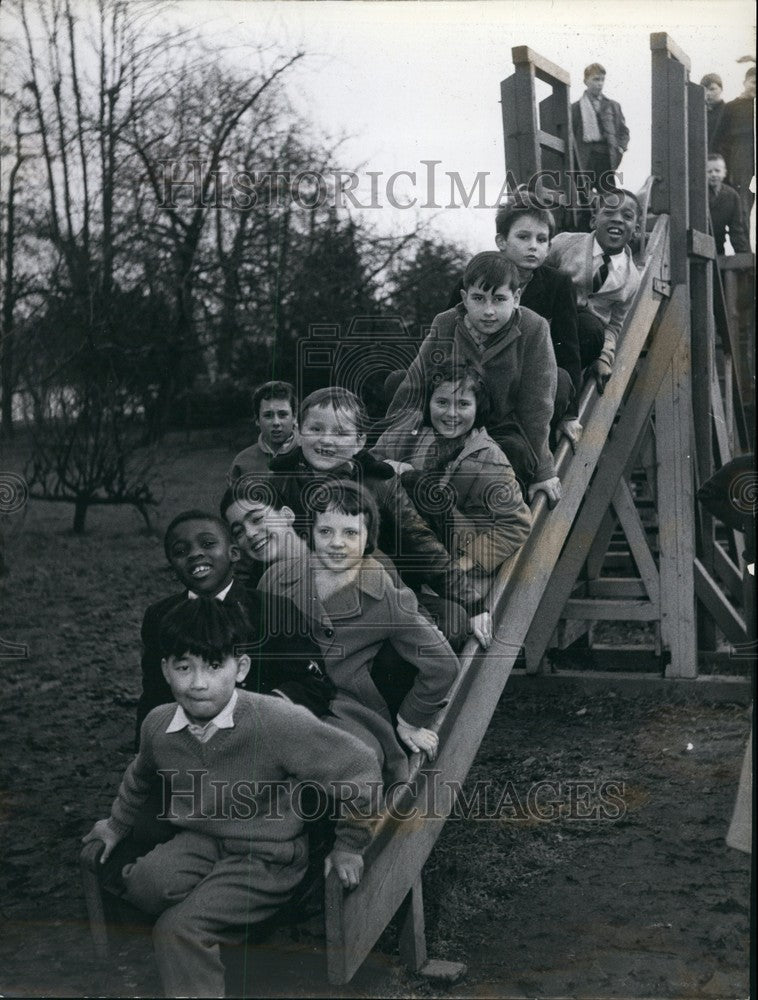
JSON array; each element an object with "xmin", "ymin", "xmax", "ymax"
[{"xmin": 165, "ymin": 0, "xmax": 755, "ymax": 252}]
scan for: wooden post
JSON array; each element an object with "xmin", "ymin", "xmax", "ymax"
[
  {"xmin": 649, "ymin": 33, "xmax": 698, "ymax": 676},
  {"xmin": 398, "ymin": 878, "xmax": 427, "ymax": 972},
  {"xmin": 656, "ymin": 333, "xmax": 697, "ymax": 677},
  {"xmin": 650, "ymin": 34, "xmax": 689, "ymax": 284},
  {"xmin": 687, "ymin": 77, "xmax": 717, "ymax": 649},
  {"xmin": 502, "ymin": 47, "xmax": 577, "ymax": 223}
]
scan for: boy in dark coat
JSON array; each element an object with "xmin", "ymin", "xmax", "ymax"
[
  {"xmin": 707, "ymin": 153, "xmax": 751, "ymax": 255},
  {"xmin": 446, "ymin": 198, "xmax": 582, "ymax": 450}
]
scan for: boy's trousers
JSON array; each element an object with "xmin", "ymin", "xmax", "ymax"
[{"xmin": 122, "ymin": 829, "xmax": 308, "ymax": 998}]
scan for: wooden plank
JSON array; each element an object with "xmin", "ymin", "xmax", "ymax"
[
  {"xmin": 525, "ymin": 275, "xmax": 685, "ymax": 671},
  {"xmin": 326, "ymin": 215, "xmax": 671, "ymax": 984},
  {"xmin": 537, "ymin": 130, "xmax": 565, "ymax": 154},
  {"xmin": 612, "ymin": 478, "xmax": 661, "ymax": 604},
  {"xmin": 563, "ymin": 599, "xmax": 658, "ymax": 621},
  {"xmin": 586, "ymin": 579, "xmax": 647, "ymax": 598},
  {"xmin": 398, "ymin": 878, "xmax": 427, "ymax": 972},
  {"xmin": 555, "ymin": 618, "xmax": 591, "ymax": 648},
  {"xmin": 511, "ymin": 46, "xmax": 571, "ymax": 85},
  {"xmin": 510, "ymin": 63, "xmax": 540, "ymax": 180},
  {"xmin": 650, "ymin": 32, "xmax": 692, "ymax": 71},
  {"xmin": 710, "ymin": 364, "xmax": 732, "ymax": 468},
  {"xmin": 639, "ymin": 420, "xmax": 658, "ymax": 505},
  {"xmin": 586, "ymin": 507, "xmax": 617, "ymax": 580},
  {"xmin": 717, "ymin": 253, "xmax": 755, "ymax": 271},
  {"xmin": 650, "ymin": 42, "xmax": 688, "ymax": 281},
  {"xmin": 656, "ymin": 335, "xmax": 697, "ymax": 678},
  {"xmin": 713, "ymin": 540, "xmax": 743, "ymax": 600},
  {"xmin": 694, "ymin": 558, "xmax": 747, "ymax": 646},
  {"xmin": 687, "ymin": 81, "xmax": 708, "ymax": 234},
  {"xmin": 687, "ymin": 230, "xmax": 716, "ymax": 259}
]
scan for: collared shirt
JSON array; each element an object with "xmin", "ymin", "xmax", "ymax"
[
  {"xmin": 258, "ymin": 430, "xmax": 298, "ymax": 458},
  {"xmin": 187, "ymin": 579, "xmax": 234, "ymax": 602},
  {"xmin": 591, "ymin": 236, "xmax": 633, "ymax": 297},
  {"xmin": 166, "ymin": 689, "xmax": 238, "ymax": 743}
]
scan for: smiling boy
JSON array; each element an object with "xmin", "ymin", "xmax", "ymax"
[
  {"xmin": 135, "ymin": 510, "xmax": 332, "ymax": 745},
  {"xmin": 220, "ymin": 482, "xmax": 308, "ymax": 577},
  {"xmin": 547, "ymin": 188, "xmax": 642, "ymax": 395}
]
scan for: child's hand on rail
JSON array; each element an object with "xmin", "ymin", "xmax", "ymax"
[
  {"xmin": 396, "ymin": 716, "xmax": 439, "ymax": 760},
  {"xmin": 81, "ymin": 818, "xmax": 125, "ymax": 864},
  {"xmin": 588, "ymin": 358, "xmax": 612, "ymax": 394},
  {"xmin": 557, "ymin": 418, "xmax": 583, "ymax": 453},
  {"xmin": 527, "ymin": 477, "xmax": 562, "ymax": 509},
  {"xmin": 469, "ymin": 610, "xmax": 492, "ymax": 649},
  {"xmin": 325, "ymin": 849, "xmax": 364, "ymax": 889}
]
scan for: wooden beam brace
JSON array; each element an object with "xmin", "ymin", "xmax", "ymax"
[
  {"xmin": 525, "ymin": 281, "xmax": 687, "ymax": 669},
  {"xmin": 694, "ymin": 558, "xmax": 747, "ymax": 646},
  {"xmin": 687, "ymin": 229, "xmax": 716, "ymax": 260},
  {"xmin": 650, "ymin": 32, "xmax": 692, "ymax": 71},
  {"xmin": 511, "ymin": 46, "xmax": 571, "ymax": 85},
  {"xmin": 656, "ymin": 335, "xmax": 697, "ymax": 677},
  {"xmin": 612, "ymin": 478, "xmax": 661, "ymax": 605},
  {"xmin": 398, "ymin": 878, "xmax": 427, "ymax": 972},
  {"xmin": 563, "ymin": 599, "xmax": 658, "ymax": 621},
  {"xmin": 717, "ymin": 253, "xmax": 755, "ymax": 271},
  {"xmin": 538, "ymin": 130, "xmax": 565, "ymax": 154},
  {"xmin": 713, "ymin": 541, "xmax": 744, "ymax": 600},
  {"xmin": 586, "ymin": 579, "xmax": 648, "ymax": 598}
]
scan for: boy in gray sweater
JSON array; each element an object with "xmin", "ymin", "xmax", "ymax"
[{"xmin": 83, "ymin": 598, "xmax": 381, "ymax": 998}]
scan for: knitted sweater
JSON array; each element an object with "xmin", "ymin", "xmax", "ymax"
[
  {"xmin": 110, "ymin": 691, "xmax": 381, "ymax": 854},
  {"xmin": 228, "ymin": 432, "xmax": 300, "ymax": 485}
]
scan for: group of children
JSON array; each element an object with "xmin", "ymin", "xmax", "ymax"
[{"xmin": 83, "ymin": 184, "xmax": 645, "ymax": 997}]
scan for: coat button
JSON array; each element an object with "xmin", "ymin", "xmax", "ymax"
[{"xmin": 323, "ymin": 628, "xmax": 334, "ymax": 638}]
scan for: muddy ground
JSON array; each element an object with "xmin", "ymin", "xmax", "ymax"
[{"xmin": 0, "ymin": 430, "xmax": 752, "ymax": 998}]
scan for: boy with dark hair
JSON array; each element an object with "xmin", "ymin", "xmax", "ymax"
[
  {"xmin": 547, "ymin": 188, "xmax": 642, "ymax": 395},
  {"xmin": 136, "ymin": 510, "xmax": 331, "ymax": 745},
  {"xmin": 386, "ymin": 251, "xmax": 559, "ymax": 506},
  {"xmin": 445, "ymin": 197, "xmax": 581, "ymax": 448},
  {"xmin": 219, "ymin": 479, "xmax": 308, "ymax": 589},
  {"xmin": 571, "ymin": 62, "xmax": 630, "ymax": 185},
  {"xmin": 84, "ymin": 597, "xmax": 380, "ymax": 999},
  {"xmin": 228, "ymin": 380, "xmax": 299, "ymax": 484},
  {"xmin": 707, "ymin": 153, "xmax": 750, "ymax": 255},
  {"xmin": 701, "ymin": 73, "xmax": 728, "ymax": 154}
]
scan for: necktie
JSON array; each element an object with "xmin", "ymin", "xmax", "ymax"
[{"xmin": 592, "ymin": 253, "xmax": 612, "ymax": 293}]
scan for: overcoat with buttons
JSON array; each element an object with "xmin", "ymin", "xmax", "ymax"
[{"xmin": 258, "ymin": 554, "xmax": 460, "ymax": 783}]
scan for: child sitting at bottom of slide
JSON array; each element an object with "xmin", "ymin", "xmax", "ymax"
[
  {"xmin": 83, "ymin": 597, "xmax": 380, "ymax": 999},
  {"xmin": 375, "ymin": 358, "xmax": 532, "ymax": 576},
  {"xmin": 258, "ymin": 479, "xmax": 460, "ymax": 785}
]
